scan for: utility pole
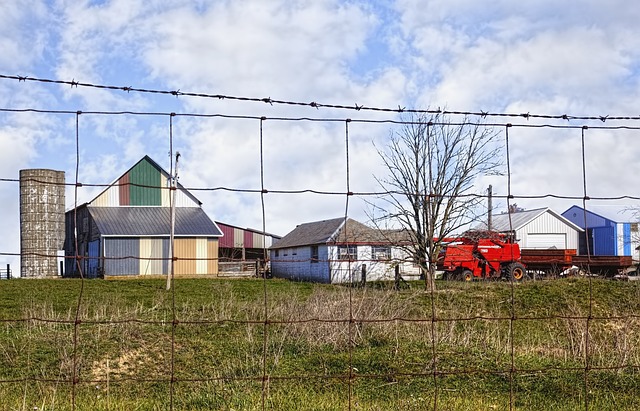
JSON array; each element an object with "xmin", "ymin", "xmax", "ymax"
[
  {"xmin": 166, "ymin": 152, "xmax": 180, "ymax": 291},
  {"xmin": 487, "ymin": 185, "xmax": 493, "ymax": 231}
]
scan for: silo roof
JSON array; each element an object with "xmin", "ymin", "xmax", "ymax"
[{"xmin": 88, "ymin": 206, "xmax": 222, "ymax": 237}]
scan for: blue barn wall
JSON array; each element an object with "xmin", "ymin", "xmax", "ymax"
[
  {"xmin": 622, "ymin": 223, "xmax": 632, "ymax": 256},
  {"xmin": 104, "ymin": 238, "xmax": 140, "ymax": 276},
  {"xmin": 562, "ymin": 205, "xmax": 633, "ymax": 256},
  {"xmin": 593, "ymin": 226, "xmax": 615, "ymax": 255},
  {"xmin": 87, "ymin": 240, "xmax": 100, "ymax": 278}
]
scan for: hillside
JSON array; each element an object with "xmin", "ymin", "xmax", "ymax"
[{"xmin": 1, "ymin": 278, "xmax": 639, "ymax": 410}]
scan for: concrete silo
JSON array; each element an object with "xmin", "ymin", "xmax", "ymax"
[{"xmin": 19, "ymin": 169, "xmax": 65, "ymax": 277}]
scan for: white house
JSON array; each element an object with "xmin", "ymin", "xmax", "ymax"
[
  {"xmin": 481, "ymin": 207, "xmax": 583, "ymax": 251},
  {"xmin": 269, "ymin": 217, "xmax": 421, "ymax": 284}
]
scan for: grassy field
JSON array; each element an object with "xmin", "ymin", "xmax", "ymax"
[{"xmin": 1, "ymin": 277, "xmax": 640, "ymax": 410}]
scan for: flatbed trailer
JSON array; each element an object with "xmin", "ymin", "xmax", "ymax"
[
  {"xmin": 520, "ymin": 249, "xmax": 635, "ymax": 277},
  {"xmin": 520, "ymin": 249, "xmax": 575, "ymax": 272},
  {"xmin": 572, "ymin": 255, "xmax": 634, "ymax": 275}
]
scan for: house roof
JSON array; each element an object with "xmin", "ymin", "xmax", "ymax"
[
  {"xmin": 272, "ymin": 217, "xmax": 396, "ymax": 249},
  {"xmin": 481, "ymin": 207, "xmax": 583, "ymax": 232},
  {"xmin": 88, "ymin": 206, "xmax": 223, "ymax": 237},
  {"xmin": 271, "ymin": 217, "xmax": 345, "ymax": 249}
]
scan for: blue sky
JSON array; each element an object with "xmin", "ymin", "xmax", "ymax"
[{"xmin": 2, "ymin": 0, "xmax": 640, "ymax": 267}]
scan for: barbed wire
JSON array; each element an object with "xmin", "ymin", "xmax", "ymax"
[{"xmin": 2, "ymin": 74, "xmax": 640, "ymax": 122}]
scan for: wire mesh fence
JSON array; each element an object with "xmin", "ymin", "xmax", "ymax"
[{"xmin": 1, "ymin": 76, "xmax": 640, "ymax": 410}]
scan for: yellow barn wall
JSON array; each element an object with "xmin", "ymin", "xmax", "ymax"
[
  {"xmin": 196, "ymin": 238, "xmax": 207, "ymax": 274},
  {"xmin": 208, "ymin": 238, "xmax": 219, "ymax": 275},
  {"xmin": 174, "ymin": 238, "xmax": 197, "ymax": 276}
]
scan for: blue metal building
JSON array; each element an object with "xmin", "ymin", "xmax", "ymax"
[{"xmin": 562, "ymin": 205, "xmax": 638, "ymax": 256}]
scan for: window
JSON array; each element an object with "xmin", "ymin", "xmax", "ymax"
[
  {"xmin": 631, "ymin": 223, "xmax": 639, "ymax": 233},
  {"xmin": 275, "ymin": 249, "xmax": 279, "ymax": 257},
  {"xmin": 310, "ymin": 246, "xmax": 319, "ymax": 263},
  {"xmin": 337, "ymin": 245, "xmax": 357, "ymax": 261},
  {"xmin": 283, "ymin": 249, "xmax": 288, "ymax": 256},
  {"xmin": 292, "ymin": 248, "xmax": 297, "ymax": 256},
  {"xmin": 372, "ymin": 245, "xmax": 391, "ymax": 261}
]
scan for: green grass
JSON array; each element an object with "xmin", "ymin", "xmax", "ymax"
[{"xmin": 1, "ymin": 277, "xmax": 640, "ymax": 410}]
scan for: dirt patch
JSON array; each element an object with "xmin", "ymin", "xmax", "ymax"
[{"xmin": 91, "ymin": 347, "xmax": 165, "ymax": 380}]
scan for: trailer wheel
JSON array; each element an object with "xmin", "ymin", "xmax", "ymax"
[
  {"xmin": 507, "ymin": 262, "xmax": 526, "ymax": 281},
  {"xmin": 462, "ymin": 270, "xmax": 474, "ymax": 282}
]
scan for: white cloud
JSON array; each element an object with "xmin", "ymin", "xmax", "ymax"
[
  {"xmin": 3, "ymin": 0, "xmax": 640, "ymax": 256},
  {"xmin": 142, "ymin": 0, "xmax": 378, "ymax": 99},
  {"xmin": 0, "ymin": 1, "xmax": 49, "ymax": 71}
]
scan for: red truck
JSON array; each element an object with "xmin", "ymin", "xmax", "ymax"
[{"xmin": 438, "ymin": 230, "xmax": 526, "ymax": 281}]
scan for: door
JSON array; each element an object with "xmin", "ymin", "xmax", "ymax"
[{"xmin": 526, "ymin": 233, "xmax": 567, "ymax": 249}]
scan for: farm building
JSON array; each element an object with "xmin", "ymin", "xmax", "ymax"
[
  {"xmin": 216, "ymin": 221, "xmax": 280, "ymax": 262},
  {"xmin": 481, "ymin": 207, "xmax": 583, "ymax": 251},
  {"xmin": 64, "ymin": 156, "xmax": 223, "ymax": 278},
  {"xmin": 270, "ymin": 217, "xmax": 421, "ymax": 284},
  {"xmin": 562, "ymin": 205, "xmax": 639, "ymax": 257}
]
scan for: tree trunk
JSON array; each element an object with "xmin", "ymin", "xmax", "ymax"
[{"xmin": 423, "ymin": 263, "xmax": 436, "ymax": 292}]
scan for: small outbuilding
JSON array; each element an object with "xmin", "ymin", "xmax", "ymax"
[
  {"xmin": 216, "ymin": 221, "xmax": 281, "ymax": 262},
  {"xmin": 482, "ymin": 207, "xmax": 583, "ymax": 251},
  {"xmin": 562, "ymin": 205, "xmax": 639, "ymax": 256},
  {"xmin": 269, "ymin": 217, "xmax": 421, "ymax": 284}
]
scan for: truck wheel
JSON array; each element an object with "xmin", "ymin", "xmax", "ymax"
[
  {"xmin": 507, "ymin": 262, "xmax": 526, "ymax": 281},
  {"xmin": 462, "ymin": 270, "xmax": 473, "ymax": 282}
]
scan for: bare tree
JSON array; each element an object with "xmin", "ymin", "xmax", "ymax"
[{"xmin": 369, "ymin": 113, "xmax": 502, "ymax": 290}]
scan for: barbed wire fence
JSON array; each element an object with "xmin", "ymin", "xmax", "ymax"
[{"xmin": 0, "ymin": 75, "xmax": 639, "ymax": 410}]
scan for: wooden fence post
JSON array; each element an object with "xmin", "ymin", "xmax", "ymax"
[{"xmin": 394, "ymin": 265, "xmax": 400, "ymax": 290}]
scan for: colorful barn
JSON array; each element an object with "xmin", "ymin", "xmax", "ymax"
[{"xmin": 64, "ymin": 156, "xmax": 223, "ymax": 278}]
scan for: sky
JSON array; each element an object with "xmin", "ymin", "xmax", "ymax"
[{"xmin": 2, "ymin": 0, "xmax": 640, "ymax": 268}]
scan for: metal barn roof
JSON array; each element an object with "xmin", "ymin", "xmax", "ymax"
[
  {"xmin": 88, "ymin": 206, "xmax": 223, "ymax": 237},
  {"xmin": 486, "ymin": 207, "xmax": 583, "ymax": 232},
  {"xmin": 563, "ymin": 205, "xmax": 639, "ymax": 224}
]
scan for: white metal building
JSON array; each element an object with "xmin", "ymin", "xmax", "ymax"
[{"xmin": 485, "ymin": 208, "xmax": 583, "ymax": 251}]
